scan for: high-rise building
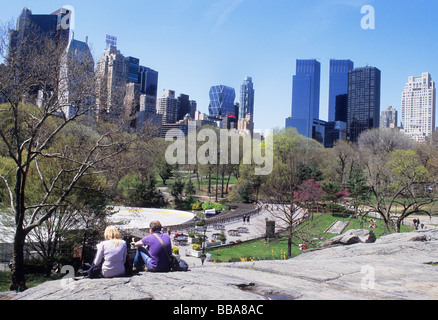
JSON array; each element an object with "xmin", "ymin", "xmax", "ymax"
[
  {"xmin": 157, "ymin": 89, "xmax": 177, "ymax": 124},
  {"xmin": 58, "ymin": 35, "xmax": 94, "ymax": 118},
  {"xmin": 347, "ymin": 66, "xmax": 381, "ymax": 142},
  {"xmin": 401, "ymin": 73, "xmax": 436, "ymax": 143},
  {"xmin": 138, "ymin": 66, "xmax": 158, "ymax": 96},
  {"xmin": 189, "ymin": 100, "xmax": 197, "ymax": 119},
  {"xmin": 177, "ymin": 94, "xmax": 190, "ymax": 122},
  {"xmin": 239, "ymin": 77, "xmax": 255, "ymax": 120},
  {"xmin": 10, "ymin": 7, "xmax": 70, "ymax": 54},
  {"xmin": 328, "ymin": 59, "xmax": 354, "ymax": 122},
  {"xmin": 286, "ymin": 59, "xmax": 321, "ymax": 139},
  {"xmin": 125, "ymin": 56, "xmax": 140, "ymax": 84},
  {"xmin": 95, "ymin": 45, "xmax": 126, "ymax": 119},
  {"xmin": 380, "ymin": 106, "xmax": 398, "ymax": 129},
  {"xmin": 209, "ymin": 85, "xmax": 236, "ymax": 116}
]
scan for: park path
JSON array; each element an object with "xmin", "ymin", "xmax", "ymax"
[{"xmin": 173, "ymin": 205, "xmax": 307, "ymax": 267}]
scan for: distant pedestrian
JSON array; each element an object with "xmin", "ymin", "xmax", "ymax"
[
  {"xmin": 246, "ymin": 215, "xmax": 250, "ymax": 224},
  {"xmin": 243, "ymin": 215, "xmax": 246, "ymax": 225},
  {"xmin": 413, "ymin": 218, "xmax": 418, "ymax": 229}
]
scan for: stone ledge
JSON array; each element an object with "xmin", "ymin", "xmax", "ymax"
[{"xmin": 13, "ymin": 229, "xmax": 438, "ymax": 300}]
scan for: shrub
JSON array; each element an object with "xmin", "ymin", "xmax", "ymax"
[
  {"xmin": 192, "ymin": 244, "xmax": 201, "ymax": 251},
  {"xmin": 172, "ymin": 247, "xmax": 179, "ymax": 255},
  {"xmin": 192, "ymin": 201, "xmax": 202, "ymax": 211}
]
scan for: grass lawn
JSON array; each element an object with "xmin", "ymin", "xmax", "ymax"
[
  {"xmin": 207, "ymin": 212, "xmax": 414, "ymax": 263},
  {"xmin": 0, "ymin": 270, "xmax": 62, "ymax": 292}
]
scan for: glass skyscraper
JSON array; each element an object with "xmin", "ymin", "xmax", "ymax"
[
  {"xmin": 286, "ymin": 59, "xmax": 321, "ymax": 138},
  {"xmin": 239, "ymin": 77, "xmax": 254, "ymax": 120},
  {"xmin": 209, "ymin": 85, "xmax": 236, "ymax": 116},
  {"xmin": 328, "ymin": 59, "xmax": 354, "ymax": 122},
  {"xmin": 138, "ymin": 66, "xmax": 158, "ymax": 96},
  {"xmin": 347, "ymin": 66, "xmax": 381, "ymax": 142},
  {"xmin": 125, "ymin": 56, "xmax": 140, "ymax": 84}
]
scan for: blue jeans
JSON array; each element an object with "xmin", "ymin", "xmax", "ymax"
[{"xmin": 133, "ymin": 247, "xmax": 152, "ymax": 271}]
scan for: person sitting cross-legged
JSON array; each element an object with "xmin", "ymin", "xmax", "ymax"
[{"xmin": 132, "ymin": 220, "xmax": 172, "ymax": 272}]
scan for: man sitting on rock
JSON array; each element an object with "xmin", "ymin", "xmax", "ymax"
[{"xmin": 132, "ymin": 220, "xmax": 172, "ymax": 272}]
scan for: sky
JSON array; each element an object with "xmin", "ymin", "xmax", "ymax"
[{"xmin": 1, "ymin": 0, "xmax": 438, "ymax": 131}]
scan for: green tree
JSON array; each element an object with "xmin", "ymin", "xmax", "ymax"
[
  {"xmin": 364, "ymin": 149, "xmax": 433, "ymax": 233},
  {"xmin": 262, "ymin": 128, "xmax": 323, "ymax": 258},
  {"xmin": 0, "ymin": 27, "xmax": 133, "ymax": 290},
  {"xmin": 184, "ymin": 179, "xmax": 196, "ymax": 196}
]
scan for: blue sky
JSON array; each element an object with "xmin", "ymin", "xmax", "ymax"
[{"xmin": 1, "ymin": 0, "xmax": 438, "ymax": 131}]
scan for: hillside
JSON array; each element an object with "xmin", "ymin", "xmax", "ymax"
[{"xmin": 11, "ymin": 228, "xmax": 438, "ymax": 300}]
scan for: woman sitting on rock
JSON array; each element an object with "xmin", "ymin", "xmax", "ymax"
[{"xmin": 91, "ymin": 226, "xmax": 127, "ymax": 278}]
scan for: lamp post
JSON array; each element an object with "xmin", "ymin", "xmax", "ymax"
[
  {"xmin": 200, "ymin": 225, "xmax": 207, "ymax": 265},
  {"xmin": 215, "ymin": 150, "xmax": 220, "ymax": 202}
]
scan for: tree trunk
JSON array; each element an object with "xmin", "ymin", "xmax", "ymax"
[
  {"xmin": 225, "ymin": 171, "xmax": 232, "ymax": 194},
  {"xmin": 10, "ymin": 226, "xmax": 26, "ymax": 291},
  {"xmin": 287, "ymin": 224, "xmax": 292, "ymax": 259}
]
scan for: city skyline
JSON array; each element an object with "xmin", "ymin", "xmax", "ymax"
[{"xmin": 1, "ymin": 1, "xmax": 438, "ymax": 132}]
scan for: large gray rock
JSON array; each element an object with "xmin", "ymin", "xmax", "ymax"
[
  {"xmin": 13, "ymin": 229, "xmax": 438, "ymax": 300},
  {"xmin": 321, "ymin": 229, "xmax": 376, "ymax": 247}
]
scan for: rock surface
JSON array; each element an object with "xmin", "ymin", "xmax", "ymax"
[
  {"xmin": 13, "ymin": 229, "xmax": 438, "ymax": 300},
  {"xmin": 320, "ymin": 229, "xmax": 377, "ymax": 247}
]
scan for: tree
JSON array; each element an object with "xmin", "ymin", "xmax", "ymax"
[
  {"xmin": 170, "ymin": 178, "xmax": 185, "ymax": 207},
  {"xmin": 362, "ymin": 148, "xmax": 433, "ymax": 233},
  {"xmin": 0, "ymin": 26, "xmax": 133, "ymax": 290},
  {"xmin": 184, "ymin": 179, "xmax": 196, "ymax": 197},
  {"xmin": 261, "ymin": 128, "xmax": 323, "ymax": 258},
  {"xmin": 346, "ymin": 165, "xmax": 370, "ymax": 219}
]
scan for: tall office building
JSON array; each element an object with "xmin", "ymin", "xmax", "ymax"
[
  {"xmin": 401, "ymin": 73, "xmax": 436, "ymax": 143},
  {"xmin": 125, "ymin": 56, "xmax": 140, "ymax": 84},
  {"xmin": 95, "ymin": 45, "xmax": 126, "ymax": 119},
  {"xmin": 239, "ymin": 77, "xmax": 255, "ymax": 120},
  {"xmin": 208, "ymin": 85, "xmax": 236, "ymax": 116},
  {"xmin": 177, "ymin": 94, "xmax": 190, "ymax": 122},
  {"xmin": 138, "ymin": 66, "xmax": 158, "ymax": 96},
  {"xmin": 347, "ymin": 66, "xmax": 381, "ymax": 142},
  {"xmin": 58, "ymin": 35, "xmax": 94, "ymax": 118},
  {"xmin": 189, "ymin": 100, "xmax": 197, "ymax": 118},
  {"xmin": 10, "ymin": 7, "xmax": 70, "ymax": 55},
  {"xmin": 328, "ymin": 59, "xmax": 354, "ymax": 122},
  {"xmin": 157, "ymin": 89, "xmax": 178, "ymax": 124},
  {"xmin": 380, "ymin": 106, "xmax": 398, "ymax": 129},
  {"xmin": 286, "ymin": 59, "xmax": 321, "ymax": 139}
]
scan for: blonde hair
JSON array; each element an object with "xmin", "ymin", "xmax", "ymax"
[{"xmin": 104, "ymin": 226, "xmax": 121, "ymax": 247}]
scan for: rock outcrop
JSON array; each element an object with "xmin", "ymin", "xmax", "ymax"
[
  {"xmin": 13, "ymin": 229, "xmax": 438, "ymax": 300},
  {"xmin": 320, "ymin": 229, "xmax": 377, "ymax": 247}
]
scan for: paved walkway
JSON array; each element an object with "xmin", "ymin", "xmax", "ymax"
[{"xmin": 173, "ymin": 205, "xmax": 306, "ymax": 268}]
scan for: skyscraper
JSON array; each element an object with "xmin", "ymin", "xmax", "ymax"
[
  {"xmin": 328, "ymin": 59, "xmax": 354, "ymax": 122},
  {"xmin": 95, "ymin": 45, "xmax": 126, "ymax": 119},
  {"xmin": 125, "ymin": 56, "xmax": 140, "ymax": 84},
  {"xmin": 138, "ymin": 66, "xmax": 158, "ymax": 96},
  {"xmin": 58, "ymin": 35, "xmax": 94, "ymax": 118},
  {"xmin": 380, "ymin": 106, "xmax": 398, "ymax": 129},
  {"xmin": 286, "ymin": 59, "xmax": 321, "ymax": 139},
  {"xmin": 401, "ymin": 73, "xmax": 436, "ymax": 143},
  {"xmin": 208, "ymin": 85, "xmax": 236, "ymax": 117},
  {"xmin": 10, "ymin": 7, "xmax": 70, "ymax": 54},
  {"xmin": 239, "ymin": 77, "xmax": 255, "ymax": 120},
  {"xmin": 347, "ymin": 66, "xmax": 381, "ymax": 142},
  {"xmin": 157, "ymin": 89, "xmax": 178, "ymax": 124},
  {"xmin": 177, "ymin": 94, "xmax": 190, "ymax": 122}
]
